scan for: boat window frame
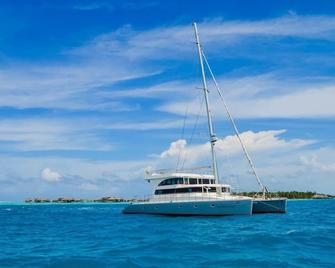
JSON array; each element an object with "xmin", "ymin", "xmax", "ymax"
[
  {"xmin": 158, "ymin": 177, "xmax": 184, "ymax": 186},
  {"xmin": 154, "ymin": 186, "xmax": 204, "ymax": 195},
  {"xmin": 189, "ymin": 178, "xmax": 197, "ymax": 185}
]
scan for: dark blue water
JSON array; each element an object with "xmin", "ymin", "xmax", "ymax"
[{"xmin": 0, "ymin": 200, "xmax": 334, "ymax": 268}]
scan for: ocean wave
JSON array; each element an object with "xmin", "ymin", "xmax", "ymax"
[{"xmin": 0, "ymin": 200, "xmax": 334, "ymax": 267}]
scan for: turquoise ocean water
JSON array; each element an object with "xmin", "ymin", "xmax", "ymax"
[{"xmin": 0, "ymin": 199, "xmax": 334, "ymax": 267}]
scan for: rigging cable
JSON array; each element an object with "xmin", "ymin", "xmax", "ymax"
[
  {"xmin": 201, "ymin": 49, "xmax": 268, "ymax": 197},
  {"xmin": 180, "ymin": 94, "xmax": 204, "ymax": 170},
  {"xmin": 180, "ymin": 39, "xmax": 206, "ymax": 171},
  {"xmin": 176, "ymin": 105, "xmax": 189, "ymax": 171}
]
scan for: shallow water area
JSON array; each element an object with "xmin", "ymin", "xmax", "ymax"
[{"xmin": 0, "ymin": 200, "xmax": 334, "ymax": 267}]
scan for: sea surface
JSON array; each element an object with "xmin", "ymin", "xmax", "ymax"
[{"xmin": 0, "ymin": 199, "xmax": 334, "ymax": 268}]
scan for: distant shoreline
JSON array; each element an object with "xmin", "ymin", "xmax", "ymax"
[
  {"xmin": 0, "ymin": 191, "xmax": 333, "ymax": 205},
  {"xmin": 23, "ymin": 196, "xmax": 146, "ymax": 204},
  {"xmin": 237, "ymin": 191, "xmax": 335, "ymax": 199},
  {"xmin": 0, "ymin": 201, "xmax": 130, "ymax": 205},
  {"xmin": 0, "ymin": 199, "xmax": 334, "ymax": 206}
]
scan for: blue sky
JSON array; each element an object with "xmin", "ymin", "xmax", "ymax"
[{"xmin": 1, "ymin": 0, "xmax": 335, "ymax": 200}]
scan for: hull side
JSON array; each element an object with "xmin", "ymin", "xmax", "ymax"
[
  {"xmin": 252, "ymin": 198, "xmax": 287, "ymax": 214},
  {"xmin": 123, "ymin": 199, "xmax": 252, "ymax": 216}
]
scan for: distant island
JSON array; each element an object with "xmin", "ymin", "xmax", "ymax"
[
  {"xmin": 24, "ymin": 191, "xmax": 334, "ymax": 203},
  {"xmin": 24, "ymin": 196, "xmax": 147, "ymax": 203},
  {"xmin": 237, "ymin": 191, "xmax": 334, "ymax": 199}
]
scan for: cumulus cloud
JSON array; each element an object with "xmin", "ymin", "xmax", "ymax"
[
  {"xmin": 160, "ymin": 129, "xmax": 314, "ymax": 162},
  {"xmin": 155, "ymin": 130, "xmax": 335, "ymax": 193},
  {"xmin": 160, "ymin": 139, "xmax": 187, "ymax": 158},
  {"xmin": 41, "ymin": 168, "xmax": 62, "ymax": 182}
]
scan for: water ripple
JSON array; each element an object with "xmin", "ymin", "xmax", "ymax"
[{"xmin": 0, "ymin": 200, "xmax": 334, "ymax": 267}]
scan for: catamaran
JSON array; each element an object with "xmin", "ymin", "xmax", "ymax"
[
  {"xmin": 123, "ymin": 22, "xmax": 286, "ymax": 215},
  {"xmin": 123, "ymin": 22, "xmax": 253, "ymax": 216}
]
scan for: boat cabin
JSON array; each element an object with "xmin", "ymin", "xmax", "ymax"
[{"xmin": 145, "ymin": 172, "xmax": 231, "ymax": 197}]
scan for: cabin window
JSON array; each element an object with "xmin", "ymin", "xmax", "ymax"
[
  {"xmin": 171, "ymin": 178, "xmax": 182, "ymax": 185},
  {"xmin": 158, "ymin": 179, "xmax": 170, "ymax": 186},
  {"xmin": 158, "ymin": 177, "xmax": 184, "ymax": 186},
  {"xmin": 175, "ymin": 188, "xmax": 185, "ymax": 193},
  {"xmin": 209, "ymin": 187, "xmax": 217, "ymax": 192},
  {"xmin": 222, "ymin": 187, "xmax": 230, "ymax": 193},
  {"xmin": 158, "ymin": 177, "xmax": 215, "ymax": 186},
  {"xmin": 192, "ymin": 187, "xmax": 202, "ymax": 193},
  {"xmin": 189, "ymin": 178, "xmax": 197, "ymax": 184},
  {"xmin": 155, "ymin": 187, "xmax": 203, "ymax": 195}
]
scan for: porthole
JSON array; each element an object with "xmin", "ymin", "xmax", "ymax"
[
  {"xmin": 179, "ymin": 205, "xmax": 182, "ymax": 208},
  {"xmin": 210, "ymin": 204, "xmax": 215, "ymax": 207},
  {"xmin": 193, "ymin": 204, "xmax": 198, "ymax": 208}
]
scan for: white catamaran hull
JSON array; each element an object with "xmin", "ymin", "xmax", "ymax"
[{"xmin": 123, "ymin": 199, "xmax": 252, "ymax": 216}]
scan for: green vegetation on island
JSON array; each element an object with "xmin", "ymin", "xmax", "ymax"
[
  {"xmin": 25, "ymin": 196, "xmax": 147, "ymax": 203},
  {"xmin": 237, "ymin": 191, "xmax": 334, "ymax": 199}
]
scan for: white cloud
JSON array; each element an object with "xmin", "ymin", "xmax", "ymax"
[
  {"xmin": 159, "ymin": 129, "xmax": 314, "ymax": 163},
  {"xmin": 227, "ymin": 85, "xmax": 335, "ymax": 118},
  {"xmin": 41, "ymin": 168, "xmax": 61, "ymax": 182},
  {"xmin": 160, "ymin": 139, "xmax": 187, "ymax": 158},
  {"xmin": 2, "ymin": 15, "xmax": 335, "ymax": 114},
  {"xmin": 300, "ymin": 155, "xmax": 335, "ymax": 172},
  {"xmin": 157, "ymin": 130, "xmax": 335, "ymax": 193},
  {"xmin": 0, "ymin": 136, "xmax": 334, "ymax": 200},
  {"xmin": 70, "ymin": 15, "xmax": 335, "ymax": 60},
  {"xmin": 0, "ymin": 118, "xmax": 115, "ymax": 151},
  {"xmin": 0, "ymin": 63, "xmax": 156, "ymax": 110},
  {"xmin": 158, "ymin": 73, "xmax": 335, "ymax": 118},
  {"xmin": 0, "ymin": 155, "xmax": 151, "ymax": 200}
]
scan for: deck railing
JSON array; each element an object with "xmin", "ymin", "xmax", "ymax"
[{"xmin": 132, "ymin": 192, "xmax": 245, "ymax": 203}]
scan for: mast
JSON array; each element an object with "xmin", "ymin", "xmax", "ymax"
[{"xmin": 193, "ymin": 22, "xmax": 219, "ymax": 183}]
